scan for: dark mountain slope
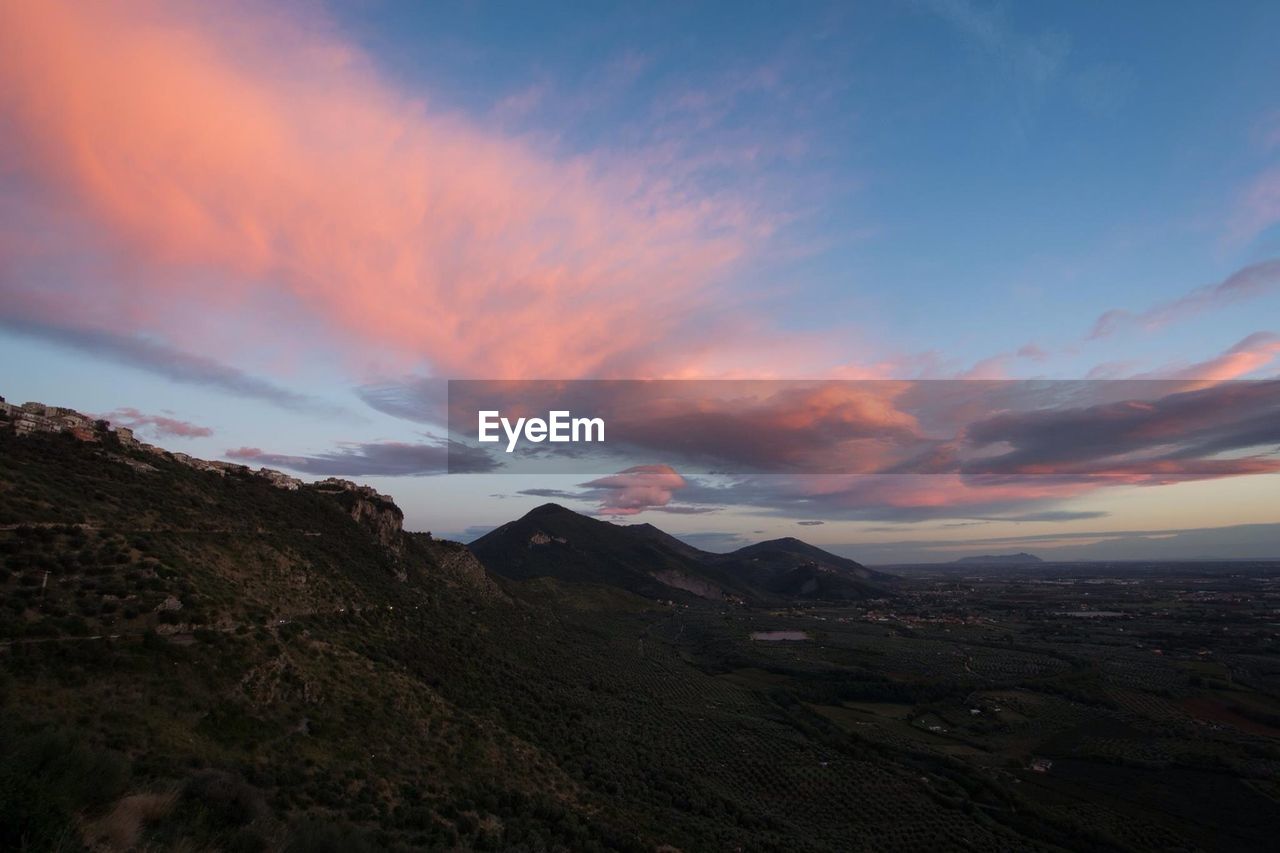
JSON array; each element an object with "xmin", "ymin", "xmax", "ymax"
[
  {"xmin": 469, "ymin": 503, "xmax": 751, "ymax": 601},
  {"xmin": 471, "ymin": 505, "xmax": 893, "ymax": 603},
  {"xmin": 724, "ymin": 537, "xmax": 891, "ymax": 581},
  {"xmin": 712, "ymin": 537, "xmax": 895, "ymax": 600},
  {"xmin": 624, "ymin": 520, "xmax": 713, "ymax": 562}
]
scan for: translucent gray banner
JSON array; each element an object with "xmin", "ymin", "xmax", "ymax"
[{"xmin": 445, "ymin": 379, "xmax": 1280, "ymax": 478}]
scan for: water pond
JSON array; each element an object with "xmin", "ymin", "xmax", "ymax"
[{"xmin": 750, "ymin": 630, "xmax": 809, "ymax": 641}]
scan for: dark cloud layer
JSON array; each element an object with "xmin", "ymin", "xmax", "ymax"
[
  {"xmin": 227, "ymin": 438, "xmax": 498, "ymax": 476},
  {"xmin": 357, "ymin": 376, "xmax": 447, "ymax": 426},
  {"xmin": 441, "ymin": 379, "xmax": 1279, "ymax": 483},
  {"xmin": 963, "ymin": 379, "xmax": 1280, "ymax": 480},
  {"xmin": 435, "ymin": 378, "xmax": 1280, "ymax": 522}
]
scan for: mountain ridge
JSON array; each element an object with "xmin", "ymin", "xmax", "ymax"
[
  {"xmin": 471, "ymin": 502, "xmax": 894, "ymax": 603},
  {"xmin": 952, "ymin": 552, "xmax": 1044, "ymax": 565}
]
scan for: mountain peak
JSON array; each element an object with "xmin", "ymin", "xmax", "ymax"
[
  {"xmin": 756, "ymin": 536, "xmax": 805, "ymax": 547},
  {"xmin": 524, "ymin": 502, "xmax": 575, "ymax": 518}
]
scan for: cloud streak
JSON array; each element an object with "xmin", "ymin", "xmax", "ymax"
[
  {"xmin": 516, "ymin": 464, "xmax": 715, "ymax": 516},
  {"xmin": 227, "ymin": 438, "xmax": 498, "ymax": 476},
  {"xmin": 1135, "ymin": 332, "xmax": 1280, "ymax": 381},
  {"xmin": 1089, "ymin": 259, "xmax": 1280, "ymax": 339},
  {"xmin": 101, "ymin": 407, "xmax": 212, "ymax": 439}
]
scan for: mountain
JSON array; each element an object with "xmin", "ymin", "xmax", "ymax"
[
  {"xmin": 952, "ymin": 552, "xmax": 1044, "ymax": 564},
  {"xmin": 469, "ymin": 503, "xmax": 749, "ymax": 601},
  {"xmin": 470, "ymin": 504, "xmax": 893, "ymax": 603},
  {"xmin": 710, "ymin": 537, "xmax": 893, "ymax": 600}
]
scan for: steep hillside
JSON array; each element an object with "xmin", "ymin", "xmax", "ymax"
[{"xmin": 0, "ymin": 420, "xmax": 599, "ymax": 851}]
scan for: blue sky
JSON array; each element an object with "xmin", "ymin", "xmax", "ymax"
[
  {"xmin": 327, "ymin": 0, "xmax": 1280, "ymax": 375},
  {"xmin": 1, "ymin": 0, "xmax": 1278, "ymax": 560}
]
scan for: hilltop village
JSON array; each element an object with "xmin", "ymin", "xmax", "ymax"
[{"xmin": 0, "ymin": 394, "xmax": 379, "ymax": 497}]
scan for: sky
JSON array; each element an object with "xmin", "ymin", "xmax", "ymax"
[{"xmin": 1, "ymin": 0, "xmax": 1278, "ymax": 562}]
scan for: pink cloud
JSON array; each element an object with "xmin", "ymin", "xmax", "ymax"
[
  {"xmin": 1144, "ymin": 331, "xmax": 1280, "ymax": 381},
  {"xmin": 583, "ymin": 464, "xmax": 690, "ymax": 515},
  {"xmin": 0, "ymin": 0, "xmax": 776, "ymax": 381},
  {"xmin": 102, "ymin": 407, "xmax": 213, "ymax": 439}
]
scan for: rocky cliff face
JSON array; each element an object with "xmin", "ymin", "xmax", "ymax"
[{"xmin": 313, "ymin": 478, "xmax": 405, "ymax": 554}]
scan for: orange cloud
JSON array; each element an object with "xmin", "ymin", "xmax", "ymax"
[{"xmin": 0, "ymin": 0, "xmax": 771, "ymax": 380}]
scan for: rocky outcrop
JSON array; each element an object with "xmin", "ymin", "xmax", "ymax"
[
  {"xmin": 312, "ymin": 478, "xmax": 405, "ymax": 553},
  {"xmin": 421, "ymin": 536, "xmax": 506, "ymax": 598},
  {"xmin": 1, "ymin": 397, "xmax": 405, "ymax": 548}
]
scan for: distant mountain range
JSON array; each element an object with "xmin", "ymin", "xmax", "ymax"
[
  {"xmin": 470, "ymin": 503, "xmax": 895, "ymax": 603},
  {"xmin": 951, "ymin": 552, "xmax": 1044, "ymax": 565}
]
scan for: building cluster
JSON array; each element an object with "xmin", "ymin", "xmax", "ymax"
[
  {"xmin": 313, "ymin": 476, "xmax": 395, "ymax": 504},
  {"xmin": 0, "ymin": 395, "xmax": 303, "ymax": 491},
  {"xmin": 0, "ymin": 398, "xmax": 105, "ymax": 442}
]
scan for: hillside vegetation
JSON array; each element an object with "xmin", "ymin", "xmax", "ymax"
[{"xmin": 3, "ymin": 417, "xmax": 1278, "ymax": 852}]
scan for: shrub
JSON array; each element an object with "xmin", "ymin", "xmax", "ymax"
[
  {"xmin": 285, "ymin": 821, "xmax": 379, "ymax": 853},
  {"xmin": 0, "ymin": 728, "xmax": 130, "ymax": 852}
]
